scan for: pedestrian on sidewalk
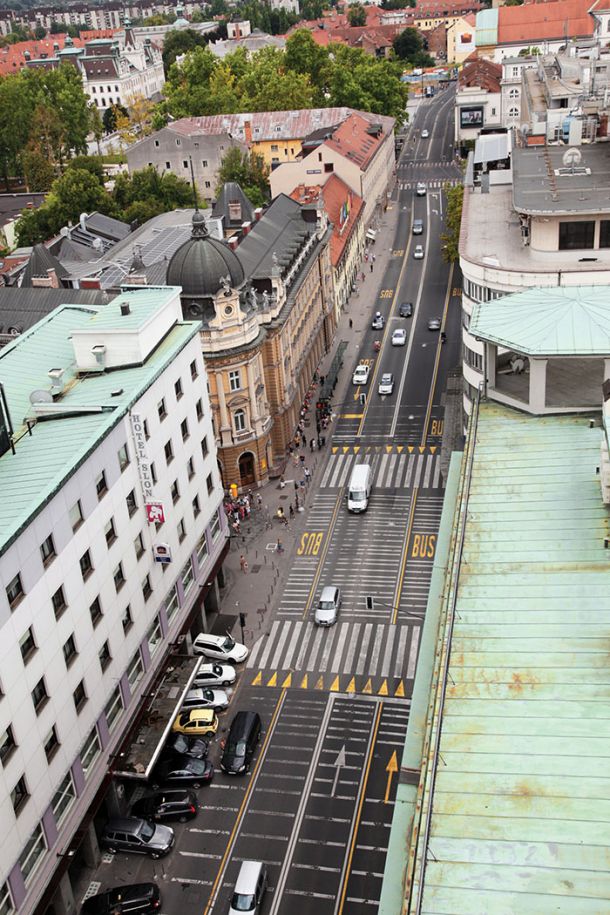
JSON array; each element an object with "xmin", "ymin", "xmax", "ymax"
[
  {"xmin": 372, "ymin": 253, "xmax": 376, "ymax": 263},
  {"xmin": 370, "ymin": 263, "xmax": 374, "ymax": 273},
  {"xmin": 304, "ymin": 467, "xmax": 311, "ymax": 483},
  {"xmin": 300, "ymin": 454, "xmax": 305, "ymax": 466},
  {"xmin": 256, "ymin": 493, "xmax": 262, "ymax": 509},
  {"xmin": 289, "ymin": 504, "xmax": 294, "ymax": 519},
  {"xmin": 240, "ymin": 555, "xmax": 248, "ymax": 574},
  {"xmin": 349, "ymin": 318, "xmax": 353, "ymax": 329},
  {"xmin": 276, "ymin": 538, "xmax": 284, "ymax": 554}
]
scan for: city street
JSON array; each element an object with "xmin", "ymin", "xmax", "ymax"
[{"xmin": 84, "ymin": 87, "xmax": 462, "ymax": 914}]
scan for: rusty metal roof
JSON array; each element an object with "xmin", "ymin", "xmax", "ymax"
[{"xmin": 418, "ymin": 402, "xmax": 610, "ymax": 914}]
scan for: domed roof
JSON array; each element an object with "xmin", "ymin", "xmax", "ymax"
[{"xmin": 166, "ymin": 211, "xmax": 245, "ymax": 298}]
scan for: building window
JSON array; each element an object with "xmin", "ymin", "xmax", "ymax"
[
  {"xmin": 98, "ymin": 640, "xmax": 112, "ymax": 672},
  {"xmin": 158, "ymin": 398, "xmax": 167, "ymax": 421},
  {"xmin": 206, "ymin": 472, "xmax": 214, "ymax": 495},
  {"xmin": 126, "ymin": 488, "xmax": 138, "ymax": 516},
  {"xmin": 234, "ymin": 409, "xmax": 246, "ymax": 432},
  {"xmin": 509, "ymin": 87, "xmax": 519, "ymax": 98},
  {"xmin": 105, "ymin": 686, "xmax": 123, "ymax": 733},
  {"xmin": 73, "ymin": 680, "xmax": 87, "ymax": 713},
  {"xmin": 52, "ymin": 771, "xmax": 75, "ymax": 826},
  {"xmin": 63, "ymin": 634, "xmax": 77, "ymax": 667},
  {"xmin": 171, "ymin": 479, "xmax": 180, "ymax": 504},
  {"xmin": 19, "ymin": 627, "xmax": 36, "ymax": 663},
  {"xmin": 201, "ymin": 435, "xmax": 209, "ymax": 458},
  {"xmin": 229, "ymin": 370, "xmax": 241, "ymax": 391},
  {"xmin": 80, "ymin": 727, "xmax": 100, "ymax": 777},
  {"xmin": 69, "ymin": 499, "xmax": 83, "ymax": 531},
  {"xmin": 114, "ymin": 562, "xmax": 126, "ymax": 592},
  {"xmin": 31, "ymin": 678, "xmax": 48, "ymax": 714},
  {"xmin": 147, "ymin": 617, "xmax": 162, "ymax": 656},
  {"xmin": 600, "ymin": 220, "xmax": 610, "ymax": 247},
  {"xmin": 165, "ymin": 586, "xmax": 179, "ymax": 623},
  {"xmin": 105, "ymin": 517, "xmax": 117, "ymax": 547},
  {"xmin": 181, "ymin": 558, "xmax": 194, "ymax": 595},
  {"xmin": 181, "ymin": 418, "xmax": 189, "ymax": 441},
  {"xmin": 558, "ymin": 220, "xmax": 595, "ymax": 250},
  {"xmin": 174, "ymin": 378, "xmax": 183, "ymax": 399},
  {"xmin": 19, "ymin": 824, "xmax": 46, "ymax": 886},
  {"xmin": 43, "ymin": 726, "xmax": 60, "ymax": 763},
  {"xmin": 127, "ymin": 651, "xmax": 144, "ymax": 688},
  {"xmin": 205, "ymin": 181, "xmax": 211, "ymax": 188},
  {"xmin": 201, "ymin": 159, "xmax": 208, "ymax": 168},
  {"xmin": 79, "ymin": 549, "xmax": 93, "ymax": 581},
  {"xmin": 190, "ymin": 359, "xmax": 198, "ymax": 379},
  {"xmin": 210, "ymin": 513, "xmax": 221, "ymax": 541},
  {"xmin": 6, "ymin": 573, "xmax": 23, "ymax": 609},
  {"xmin": 154, "ymin": 139, "xmax": 159, "ymax": 147},
  {"xmin": 142, "ymin": 574, "xmax": 152, "ymax": 601},
  {"xmin": 151, "ymin": 462, "xmax": 158, "ymax": 484},
  {"xmin": 96, "ymin": 470, "xmax": 108, "ymax": 500},
  {"xmin": 508, "ymin": 106, "xmax": 519, "ymax": 118},
  {"xmin": 196, "ymin": 398, "xmax": 203, "ymax": 420},
  {"xmin": 196, "ymin": 532, "xmax": 208, "ymax": 565},
  {"xmin": 118, "ymin": 443, "xmax": 130, "ymax": 471},
  {"xmin": 192, "ymin": 494, "xmax": 201, "ymax": 517},
  {"xmin": 177, "ymin": 518, "xmax": 186, "ymax": 543},
  {"xmin": 40, "ymin": 534, "xmax": 56, "ymax": 565},
  {"xmin": 11, "ymin": 776, "xmax": 28, "ymax": 815},
  {"xmin": 122, "ymin": 604, "xmax": 133, "ymax": 633},
  {"xmin": 0, "ymin": 725, "xmax": 17, "ymax": 766},
  {"xmin": 134, "ymin": 531, "xmax": 145, "ymax": 560},
  {"xmin": 166, "ymin": 161, "xmax": 171, "ymax": 169},
  {"xmin": 143, "ymin": 419, "xmax": 150, "ymax": 440},
  {"xmin": 165, "ymin": 439, "xmax": 174, "ymax": 464},
  {"xmin": 52, "ymin": 585, "xmax": 67, "ymax": 620},
  {"xmin": 183, "ymin": 159, "xmax": 188, "ymax": 168},
  {"xmin": 90, "ymin": 596, "xmax": 103, "ymax": 627}
]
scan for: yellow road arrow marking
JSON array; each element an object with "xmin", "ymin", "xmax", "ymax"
[
  {"xmin": 394, "ymin": 681, "xmax": 405, "ymax": 698},
  {"xmin": 315, "ymin": 676, "xmax": 324, "ymax": 690},
  {"xmin": 282, "ymin": 673, "xmax": 292, "ymax": 688},
  {"xmin": 430, "ymin": 445, "xmax": 437, "ymax": 454},
  {"xmin": 343, "ymin": 446, "xmax": 350, "ymax": 454},
  {"xmin": 385, "ymin": 751, "xmax": 399, "ymax": 803},
  {"xmin": 346, "ymin": 677, "xmax": 356, "ymax": 693},
  {"xmin": 300, "ymin": 674, "xmax": 308, "ymax": 689},
  {"xmin": 363, "ymin": 678, "xmax": 373, "ymax": 694},
  {"xmin": 267, "ymin": 672, "xmax": 277, "ymax": 687},
  {"xmin": 330, "ymin": 676, "xmax": 340, "ymax": 692},
  {"xmin": 386, "ymin": 445, "xmax": 393, "ymax": 453},
  {"xmin": 353, "ymin": 445, "xmax": 360, "ymax": 454},
  {"xmin": 251, "ymin": 671, "xmax": 262, "ymax": 686},
  {"xmin": 378, "ymin": 680, "xmax": 389, "ymax": 696},
  {"xmin": 332, "ymin": 446, "xmax": 339, "ymax": 454},
  {"xmin": 397, "ymin": 445, "xmax": 403, "ymax": 454}
]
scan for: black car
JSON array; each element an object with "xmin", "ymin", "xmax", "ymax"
[
  {"xmin": 131, "ymin": 790, "xmax": 198, "ymax": 823},
  {"xmin": 399, "ymin": 302, "xmax": 413, "ymax": 318},
  {"xmin": 221, "ymin": 711, "xmax": 261, "ymax": 775},
  {"xmin": 151, "ymin": 757, "xmax": 214, "ymax": 789},
  {"xmin": 81, "ymin": 883, "xmax": 161, "ymax": 915},
  {"xmin": 166, "ymin": 734, "xmax": 208, "ymax": 759}
]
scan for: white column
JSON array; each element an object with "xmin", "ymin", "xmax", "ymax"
[{"xmin": 529, "ymin": 358, "xmax": 547, "ymax": 413}]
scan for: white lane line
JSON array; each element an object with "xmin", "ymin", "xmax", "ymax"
[
  {"xmin": 338, "ymin": 454, "xmax": 355, "ymax": 487},
  {"xmin": 377, "ymin": 452, "xmax": 389, "ymax": 487},
  {"xmin": 432, "ymin": 458, "xmax": 442, "ymax": 489},
  {"xmin": 328, "ymin": 454, "xmax": 347, "ymax": 488},
  {"xmin": 386, "ymin": 452, "xmax": 398, "ymax": 487},
  {"xmin": 330, "ymin": 622, "xmax": 350, "ymax": 673},
  {"xmin": 282, "ymin": 621, "xmax": 303, "ymax": 670},
  {"xmin": 318, "ymin": 625, "xmax": 339, "ymax": 673},
  {"xmin": 293, "ymin": 623, "xmax": 315, "ymax": 670},
  {"xmin": 343, "ymin": 623, "xmax": 361, "ymax": 673},
  {"xmin": 257, "ymin": 620, "xmax": 281, "ymax": 669},
  {"xmin": 423, "ymin": 453, "xmax": 433, "ymax": 488},
  {"xmin": 306, "ymin": 625, "xmax": 326, "ymax": 671},
  {"xmin": 320, "ymin": 457, "xmax": 335, "ymax": 488},
  {"xmin": 270, "ymin": 622, "xmax": 292, "ymax": 669},
  {"xmin": 356, "ymin": 623, "xmax": 373, "ymax": 676},
  {"xmin": 407, "ymin": 625, "xmax": 421, "ymax": 679},
  {"xmin": 380, "ymin": 626, "xmax": 396, "ymax": 678},
  {"xmin": 246, "ymin": 635, "xmax": 264, "ymax": 668},
  {"xmin": 368, "ymin": 625, "xmax": 383, "ymax": 676},
  {"xmin": 394, "ymin": 626, "xmax": 409, "ymax": 678},
  {"xmin": 404, "ymin": 453, "xmax": 416, "ymax": 488},
  {"xmin": 413, "ymin": 454, "xmax": 424, "ymax": 488}
]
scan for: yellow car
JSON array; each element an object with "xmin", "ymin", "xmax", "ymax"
[{"xmin": 172, "ymin": 708, "xmax": 218, "ymax": 736}]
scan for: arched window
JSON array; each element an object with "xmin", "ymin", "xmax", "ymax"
[
  {"xmin": 509, "ymin": 106, "xmax": 519, "ymax": 119},
  {"xmin": 234, "ymin": 409, "xmax": 246, "ymax": 432},
  {"xmin": 509, "ymin": 88, "xmax": 519, "ymax": 98}
]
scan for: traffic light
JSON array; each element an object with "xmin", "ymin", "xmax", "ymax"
[{"xmin": 239, "ymin": 612, "xmax": 246, "ymax": 628}]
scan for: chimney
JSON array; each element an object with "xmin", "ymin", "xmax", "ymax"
[
  {"xmin": 91, "ymin": 344, "xmax": 106, "ymax": 368},
  {"xmin": 79, "ymin": 277, "xmax": 102, "ymax": 290},
  {"xmin": 47, "ymin": 268, "xmax": 59, "ymax": 288},
  {"xmin": 48, "ymin": 367, "xmax": 64, "ymax": 395},
  {"xmin": 254, "ymin": 207, "xmax": 264, "ymax": 221},
  {"xmin": 120, "ymin": 302, "xmax": 131, "ymax": 316},
  {"xmin": 244, "ymin": 120, "xmax": 252, "ymax": 145},
  {"xmin": 228, "ymin": 236, "xmax": 239, "ymax": 250},
  {"xmin": 241, "ymin": 221, "xmax": 252, "ymax": 235}
]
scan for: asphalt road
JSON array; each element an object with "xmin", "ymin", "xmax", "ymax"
[{"xmin": 87, "ymin": 88, "xmax": 462, "ymax": 915}]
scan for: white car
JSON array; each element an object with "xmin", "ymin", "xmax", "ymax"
[
  {"xmin": 414, "ymin": 245, "xmax": 424, "ymax": 259},
  {"xmin": 421, "ymin": 129, "xmax": 429, "ymax": 138},
  {"xmin": 182, "ymin": 687, "xmax": 230, "ymax": 710},
  {"xmin": 193, "ymin": 662, "xmax": 236, "ymax": 688},
  {"xmin": 378, "ymin": 373, "xmax": 395, "ymax": 395},
  {"xmin": 192, "ymin": 633, "xmax": 248, "ymax": 664},
  {"xmin": 391, "ymin": 329, "xmax": 407, "ymax": 346},
  {"xmin": 416, "ymin": 182, "xmax": 426, "ymax": 197},
  {"xmin": 352, "ymin": 363, "xmax": 370, "ymax": 385}
]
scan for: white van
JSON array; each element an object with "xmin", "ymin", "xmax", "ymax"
[
  {"xmin": 229, "ymin": 860, "xmax": 268, "ymax": 914},
  {"xmin": 347, "ymin": 463, "xmax": 372, "ymax": 513}
]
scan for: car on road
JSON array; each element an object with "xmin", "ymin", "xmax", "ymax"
[
  {"xmin": 165, "ymin": 734, "xmax": 209, "ymax": 759},
  {"xmin": 314, "ymin": 586, "xmax": 342, "ymax": 626},
  {"xmin": 352, "ymin": 363, "xmax": 370, "ymax": 385},
  {"xmin": 172, "ymin": 708, "xmax": 218, "ymax": 737},
  {"xmin": 416, "ymin": 182, "xmax": 426, "ymax": 196},
  {"xmin": 371, "ymin": 312, "xmax": 385, "ymax": 330},
  {"xmin": 392, "ymin": 329, "xmax": 407, "ymax": 346},
  {"xmin": 151, "ymin": 757, "xmax": 214, "ymax": 789},
  {"xmin": 181, "ymin": 687, "xmax": 229, "ymax": 710},
  {"xmin": 378, "ymin": 373, "xmax": 395, "ymax": 395},
  {"xmin": 192, "ymin": 633, "xmax": 248, "ymax": 664},
  {"xmin": 412, "ymin": 219, "xmax": 424, "ymax": 235},
  {"xmin": 421, "ymin": 129, "xmax": 429, "ymax": 138},
  {"xmin": 221, "ymin": 711, "xmax": 262, "ymax": 775},
  {"xmin": 131, "ymin": 790, "xmax": 198, "ymax": 823},
  {"xmin": 192, "ymin": 662, "xmax": 236, "ymax": 688},
  {"xmin": 413, "ymin": 245, "xmax": 424, "ymax": 259},
  {"xmin": 428, "ymin": 318, "xmax": 442, "ymax": 331},
  {"xmin": 100, "ymin": 818, "xmax": 174, "ymax": 859},
  {"xmin": 399, "ymin": 302, "xmax": 413, "ymax": 318},
  {"xmin": 81, "ymin": 883, "xmax": 161, "ymax": 915},
  {"xmin": 229, "ymin": 861, "xmax": 268, "ymax": 915}
]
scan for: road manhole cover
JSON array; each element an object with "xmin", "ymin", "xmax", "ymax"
[{"xmin": 251, "ymin": 564, "xmax": 261, "ymax": 573}]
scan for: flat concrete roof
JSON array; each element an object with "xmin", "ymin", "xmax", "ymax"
[{"xmin": 512, "ymin": 144, "xmax": 610, "ymax": 216}]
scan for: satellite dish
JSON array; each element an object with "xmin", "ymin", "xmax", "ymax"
[
  {"xmin": 563, "ymin": 147, "xmax": 582, "ymax": 167},
  {"xmin": 29, "ymin": 389, "xmax": 53, "ymax": 404}
]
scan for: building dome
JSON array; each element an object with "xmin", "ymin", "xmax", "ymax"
[{"xmin": 166, "ymin": 211, "xmax": 245, "ymax": 299}]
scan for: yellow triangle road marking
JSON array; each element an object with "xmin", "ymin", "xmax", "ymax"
[
  {"xmin": 386, "ymin": 445, "xmax": 393, "ymax": 453},
  {"xmin": 430, "ymin": 445, "xmax": 437, "ymax": 454},
  {"xmin": 363, "ymin": 678, "xmax": 373, "ymax": 694},
  {"xmin": 282, "ymin": 673, "xmax": 292, "ymax": 688},
  {"xmin": 396, "ymin": 445, "xmax": 404, "ymax": 454},
  {"xmin": 346, "ymin": 677, "xmax": 356, "ymax": 694},
  {"xmin": 315, "ymin": 676, "xmax": 324, "ymax": 690},
  {"xmin": 332, "ymin": 446, "xmax": 339, "ymax": 454},
  {"xmin": 251, "ymin": 671, "xmax": 262, "ymax": 686},
  {"xmin": 267, "ymin": 672, "xmax": 277, "ymax": 687},
  {"xmin": 394, "ymin": 681, "xmax": 405, "ymax": 698},
  {"xmin": 300, "ymin": 674, "xmax": 308, "ymax": 689},
  {"xmin": 330, "ymin": 676, "xmax": 340, "ymax": 692},
  {"xmin": 419, "ymin": 446, "xmax": 426, "ymax": 454},
  {"xmin": 408, "ymin": 446, "xmax": 414, "ymax": 453},
  {"xmin": 343, "ymin": 446, "xmax": 350, "ymax": 454},
  {"xmin": 353, "ymin": 445, "xmax": 360, "ymax": 454},
  {"xmin": 378, "ymin": 680, "xmax": 389, "ymax": 696}
]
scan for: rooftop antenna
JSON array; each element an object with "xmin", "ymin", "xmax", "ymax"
[{"xmin": 189, "ymin": 156, "xmax": 198, "ymax": 212}]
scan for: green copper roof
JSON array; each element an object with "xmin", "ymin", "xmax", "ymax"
[
  {"xmin": 0, "ymin": 287, "xmax": 199, "ymax": 556},
  {"xmin": 418, "ymin": 403, "xmax": 610, "ymax": 914},
  {"xmin": 470, "ymin": 285, "xmax": 610, "ymax": 355}
]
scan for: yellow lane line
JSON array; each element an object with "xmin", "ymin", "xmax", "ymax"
[
  {"xmin": 420, "ymin": 261, "xmax": 454, "ymax": 446},
  {"xmin": 391, "ymin": 488, "xmax": 419, "ymax": 626},
  {"xmin": 301, "ymin": 490, "xmax": 344, "ymax": 620},
  {"xmin": 203, "ymin": 688, "xmax": 287, "ymax": 915},
  {"xmin": 336, "ymin": 702, "xmax": 384, "ymax": 915}
]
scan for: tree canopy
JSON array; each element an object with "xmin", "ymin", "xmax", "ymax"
[
  {"xmin": 347, "ymin": 3, "xmax": 367, "ymax": 26},
  {"xmin": 392, "ymin": 27, "xmax": 434, "ymax": 67},
  {"xmin": 440, "ymin": 183, "xmax": 463, "ymax": 262},
  {"xmin": 216, "ymin": 147, "xmax": 269, "ymax": 209}
]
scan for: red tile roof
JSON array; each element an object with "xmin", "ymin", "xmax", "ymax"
[
  {"xmin": 289, "ymin": 174, "xmax": 364, "ymax": 267},
  {"xmin": 498, "ymin": 0, "xmax": 595, "ymax": 45},
  {"xmin": 0, "ymin": 30, "xmax": 115, "ymax": 76},
  {"xmin": 458, "ymin": 57, "xmax": 501, "ymax": 91},
  {"xmin": 324, "ymin": 112, "xmax": 391, "ymax": 171}
]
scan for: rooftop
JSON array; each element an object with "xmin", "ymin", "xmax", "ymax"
[
  {"xmin": 497, "ymin": 0, "xmax": 595, "ymax": 45},
  {"xmin": 289, "ymin": 174, "xmax": 364, "ymax": 267},
  {"xmin": 413, "ymin": 402, "xmax": 610, "ymax": 914},
  {"xmin": 512, "ymin": 145, "xmax": 610, "ymax": 216},
  {"xmin": 323, "ymin": 112, "xmax": 393, "ymax": 171}
]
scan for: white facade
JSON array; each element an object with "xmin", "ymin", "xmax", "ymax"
[
  {"xmin": 81, "ymin": 37, "xmax": 165, "ymax": 110},
  {"xmin": 0, "ymin": 286, "xmax": 226, "ymax": 915}
]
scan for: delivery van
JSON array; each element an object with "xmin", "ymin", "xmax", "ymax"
[{"xmin": 347, "ymin": 463, "xmax": 372, "ymax": 513}]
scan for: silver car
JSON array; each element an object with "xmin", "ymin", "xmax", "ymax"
[
  {"xmin": 181, "ymin": 687, "xmax": 229, "ymax": 710},
  {"xmin": 314, "ymin": 586, "xmax": 341, "ymax": 626}
]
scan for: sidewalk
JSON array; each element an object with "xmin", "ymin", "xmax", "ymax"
[{"xmin": 214, "ymin": 198, "xmax": 401, "ymax": 649}]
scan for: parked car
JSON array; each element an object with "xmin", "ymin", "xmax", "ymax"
[
  {"xmin": 221, "ymin": 711, "xmax": 262, "ymax": 775},
  {"xmin": 399, "ymin": 302, "xmax": 413, "ymax": 318},
  {"xmin": 131, "ymin": 790, "xmax": 198, "ymax": 823},
  {"xmin": 428, "ymin": 318, "xmax": 441, "ymax": 331},
  {"xmin": 172, "ymin": 708, "xmax": 219, "ymax": 737},
  {"xmin": 229, "ymin": 861, "xmax": 268, "ymax": 915},
  {"xmin": 314, "ymin": 586, "xmax": 341, "ymax": 627},
  {"xmin": 81, "ymin": 883, "xmax": 161, "ymax": 915},
  {"xmin": 181, "ymin": 687, "xmax": 229, "ymax": 710},
  {"xmin": 151, "ymin": 757, "xmax": 214, "ymax": 789},
  {"xmin": 352, "ymin": 364, "xmax": 370, "ymax": 385},
  {"xmin": 378, "ymin": 373, "xmax": 395, "ymax": 396},
  {"xmin": 192, "ymin": 662, "xmax": 236, "ymax": 688},
  {"xmin": 371, "ymin": 312, "xmax": 385, "ymax": 330},
  {"xmin": 192, "ymin": 633, "xmax": 248, "ymax": 664},
  {"xmin": 413, "ymin": 245, "xmax": 424, "ymax": 260},
  {"xmin": 100, "ymin": 818, "xmax": 174, "ymax": 859},
  {"xmin": 165, "ymin": 734, "xmax": 208, "ymax": 760},
  {"xmin": 416, "ymin": 182, "xmax": 426, "ymax": 196},
  {"xmin": 392, "ymin": 329, "xmax": 407, "ymax": 346}
]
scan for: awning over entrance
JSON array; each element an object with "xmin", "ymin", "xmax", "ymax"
[{"xmin": 366, "ymin": 228, "xmax": 377, "ymax": 242}]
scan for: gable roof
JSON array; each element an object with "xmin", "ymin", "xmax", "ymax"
[
  {"xmin": 290, "ymin": 174, "xmax": 364, "ymax": 267},
  {"xmin": 458, "ymin": 56, "xmax": 502, "ymax": 92},
  {"xmin": 19, "ymin": 244, "xmax": 69, "ymax": 288},
  {"xmin": 497, "ymin": 0, "xmax": 595, "ymax": 45},
  {"xmin": 236, "ymin": 194, "xmax": 315, "ymax": 282},
  {"xmin": 323, "ymin": 112, "xmax": 392, "ymax": 171},
  {"xmin": 0, "ymin": 287, "xmax": 112, "ymax": 340},
  {"xmin": 213, "ymin": 182, "xmax": 256, "ymax": 230}
]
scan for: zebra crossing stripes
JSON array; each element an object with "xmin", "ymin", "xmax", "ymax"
[
  {"xmin": 319, "ymin": 450, "xmax": 442, "ymax": 491},
  {"xmin": 247, "ymin": 620, "xmax": 421, "ymax": 682},
  {"xmin": 399, "ymin": 179, "xmax": 462, "ymax": 190}
]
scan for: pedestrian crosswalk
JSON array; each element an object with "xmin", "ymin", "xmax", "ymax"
[
  {"xmin": 399, "ymin": 179, "xmax": 462, "ymax": 190},
  {"xmin": 320, "ymin": 449, "xmax": 442, "ymax": 490},
  {"xmin": 398, "ymin": 160, "xmax": 456, "ymax": 169},
  {"xmin": 247, "ymin": 620, "xmax": 421, "ymax": 683}
]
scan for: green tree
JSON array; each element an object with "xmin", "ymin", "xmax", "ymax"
[
  {"xmin": 24, "ymin": 65, "xmax": 90, "ymax": 164},
  {"xmin": 162, "ymin": 28, "xmax": 208, "ymax": 73},
  {"xmin": 51, "ymin": 167, "xmax": 114, "ymax": 222},
  {"xmin": 347, "ymin": 3, "xmax": 367, "ymax": 26},
  {"xmin": 22, "ymin": 145, "xmax": 54, "ymax": 191},
  {"xmin": 300, "ymin": 0, "xmax": 327, "ymax": 19},
  {"xmin": 0, "ymin": 72, "xmax": 35, "ymax": 183},
  {"xmin": 285, "ymin": 29, "xmax": 330, "ymax": 98},
  {"xmin": 50, "ymin": 21, "xmax": 63, "ymax": 34},
  {"xmin": 238, "ymin": 47, "xmax": 314, "ymax": 111},
  {"xmin": 66, "ymin": 155, "xmax": 105, "ymax": 183},
  {"xmin": 112, "ymin": 166, "xmax": 195, "ymax": 216},
  {"xmin": 216, "ymin": 147, "xmax": 268, "ymax": 208},
  {"xmin": 103, "ymin": 104, "xmax": 128, "ymax": 134},
  {"xmin": 327, "ymin": 45, "xmax": 408, "ymax": 121},
  {"xmin": 89, "ymin": 103, "xmax": 104, "ymax": 155},
  {"xmin": 440, "ymin": 182, "xmax": 463, "ymax": 262},
  {"xmin": 392, "ymin": 27, "xmax": 423, "ymax": 61},
  {"xmin": 381, "ymin": 0, "xmax": 415, "ymax": 8},
  {"xmin": 34, "ymin": 24, "xmax": 46, "ymax": 39},
  {"xmin": 164, "ymin": 46, "xmax": 218, "ymax": 116}
]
